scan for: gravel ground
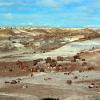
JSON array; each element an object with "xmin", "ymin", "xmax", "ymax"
[{"xmin": 0, "ymin": 71, "xmax": 100, "ymax": 100}]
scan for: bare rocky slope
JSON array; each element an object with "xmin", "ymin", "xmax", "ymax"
[{"xmin": 0, "ymin": 28, "xmax": 100, "ymax": 53}]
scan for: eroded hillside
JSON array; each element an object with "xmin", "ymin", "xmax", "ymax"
[{"xmin": 0, "ymin": 28, "xmax": 100, "ymax": 53}]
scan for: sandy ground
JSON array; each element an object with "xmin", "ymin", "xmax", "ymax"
[{"xmin": 0, "ymin": 71, "xmax": 100, "ymax": 100}]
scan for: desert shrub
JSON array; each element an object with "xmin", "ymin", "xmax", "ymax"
[
  {"xmin": 66, "ymin": 80, "xmax": 72, "ymax": 85},
  {"xmin": 9, "ymin": 69, "xmax": 13, "ymax": 72},
  {"xmin": 88, "ymin": 66, "xmax": 94, "ymax": 71},
  {"xmin": 74, "ymin": 76, "xmax": 78, "ymax": 79},
  {"xmin": 40, "ymin": 68, "xmax": 45, "ymax": 72},
  {"xmin": 41, "ymin": 98, "xmax": 59, "ymax": 100}
]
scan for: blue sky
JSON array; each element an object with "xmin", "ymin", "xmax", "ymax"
[{"xmin": 0, "ymin": 0, "xmax": 100, "ymax": 27}]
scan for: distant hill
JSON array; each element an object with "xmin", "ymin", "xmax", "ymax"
[{"xmin": 0, "ymin": 28, "xmax": 100, "ymax": 40}]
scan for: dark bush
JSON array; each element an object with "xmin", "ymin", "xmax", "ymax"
[
  {"xmin": 66, "ymin": 80, "xmax": 72, "ymax": 85},
  {"xmin": 41, "ymin": 98, "xmax": 59, "ymax": 100}
]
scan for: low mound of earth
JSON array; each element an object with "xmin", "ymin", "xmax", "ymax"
[
  {"xmin": 0, "ymin": 28, "xmax": 15, "ymax": 40},
  {"xmin": 0, "ymin": 38, "xmax": 99, "ymax": 62}
]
